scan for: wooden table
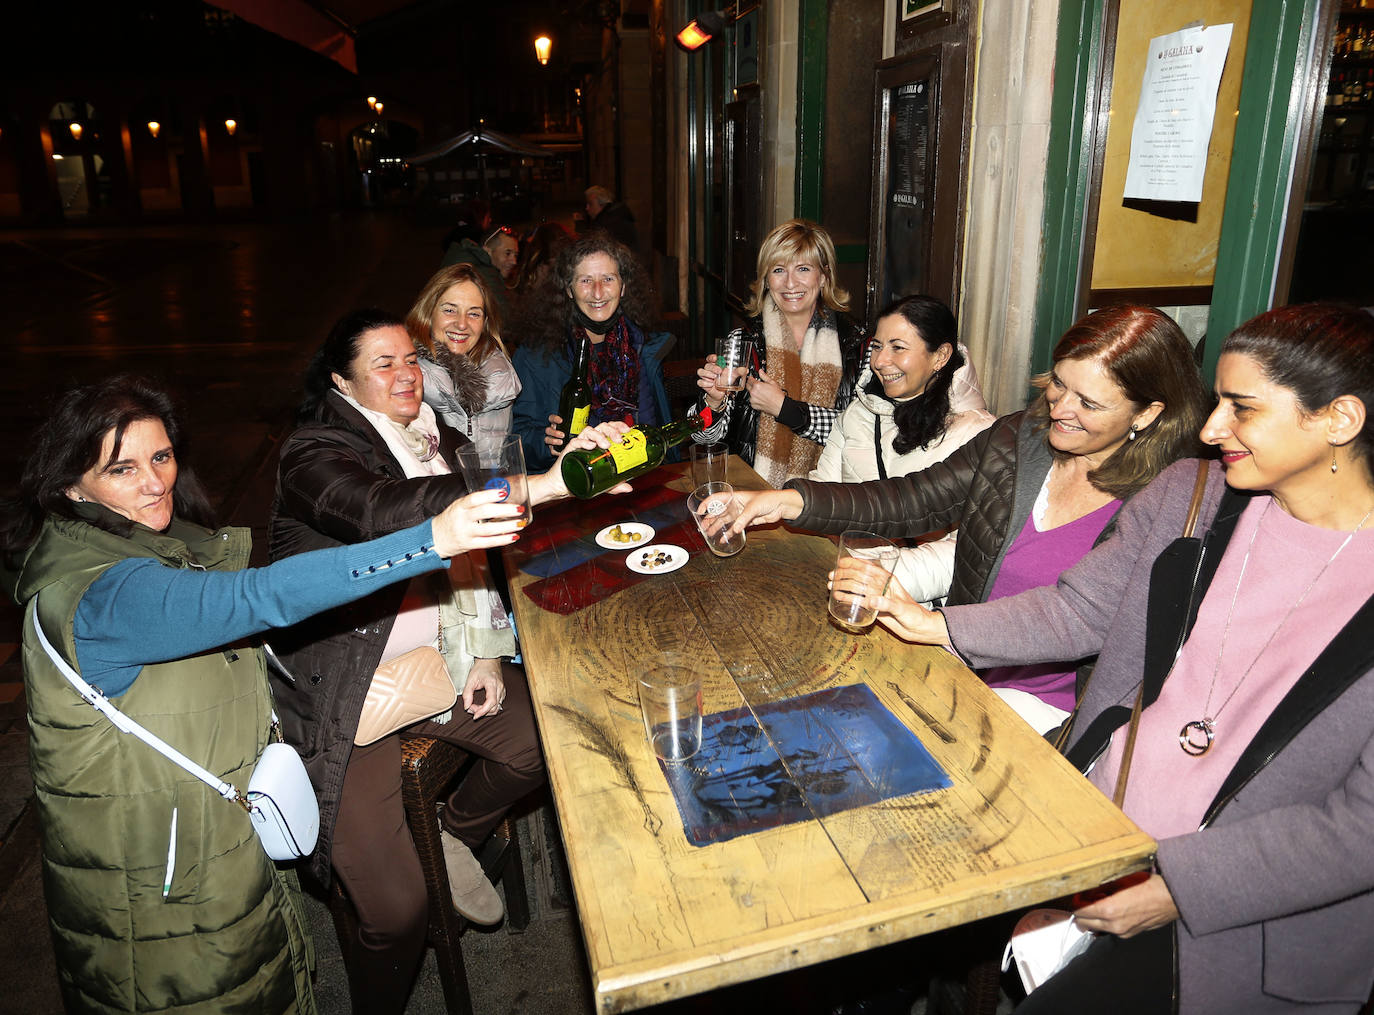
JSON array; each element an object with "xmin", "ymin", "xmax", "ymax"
[{"xmin": 506, "ymin": 458, "xmax": 1155, "ymax": 1013}]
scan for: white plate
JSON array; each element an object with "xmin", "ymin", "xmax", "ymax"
[
  {"xmin": 626, "ymin": 544, "xmax": 688, "ymax": 575},
  {"xmin": 595, "ymin": 522, "xmax": 655, "ymax": 550}
]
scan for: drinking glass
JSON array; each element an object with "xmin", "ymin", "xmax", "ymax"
[
  {"xmin": 690, "ymin": 441, "xmax": 729, "ymax": 487},
  {"xmin": 828, "ymin": 530, "xmax": 899, "ymax": 631},
  {"xmin": 688, "ymin": 482, "xmax": 746, "ymax": 557},
  {"xmin": 454, "ymin": 433, "xmax": 531, "ymax": 527},
  {"xmin": 715, "ymin": 334, "xmax": 755, "ymax": 392},
  {"xmin": 638, "ymin": 667, "xmax": 703, "ymax": 762}
]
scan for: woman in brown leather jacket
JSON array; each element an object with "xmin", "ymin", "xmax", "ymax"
[{"xmin": 726, "ymin": 306, "xmax": 1209, "ymax": 732}]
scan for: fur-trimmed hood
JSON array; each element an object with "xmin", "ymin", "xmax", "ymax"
[{"xmin": 416, "ymin": 338, "xmax": 490, "ymax": 416}]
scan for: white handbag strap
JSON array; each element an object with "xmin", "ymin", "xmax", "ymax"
[{"xmin": 30, "ymin": 596, "xmax": 250, "ymax": 811}]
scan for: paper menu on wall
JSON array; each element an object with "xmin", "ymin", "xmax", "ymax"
[{"xmin": 1123, "ymin": 22, "xmax": 1234, "ymax": 203}]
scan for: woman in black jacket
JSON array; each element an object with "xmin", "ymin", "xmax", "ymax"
[{"xmin": 268, "ymin": 308, "xmax": 624, "ymax": 1014}]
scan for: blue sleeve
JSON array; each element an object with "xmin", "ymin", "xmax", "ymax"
[{"xmin": 74, "ymin": 520, "xmax": 449, "ymax": 697}]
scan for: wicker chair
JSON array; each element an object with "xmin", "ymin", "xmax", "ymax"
[{"xmin": 328, "ymin": 733, "xmax": 530, "ymax": 1015}]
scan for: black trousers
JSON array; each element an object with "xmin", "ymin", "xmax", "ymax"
[{"xmin": 1015, "ymin": 925, "xmax": 1174, "ymax": 1014}]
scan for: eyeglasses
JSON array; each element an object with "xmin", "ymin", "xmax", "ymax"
[{"xmin": 483, "ymin": 225, "xmax": 517, "ymax": 246}]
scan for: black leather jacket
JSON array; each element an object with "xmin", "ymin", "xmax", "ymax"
[
  {"xmin": 786, "ymin": 411, "xmax": 1032, "ymax": 606},
  {"xmin": 267, "ymin": 391, "xmax": 471, "ymax": 883}
]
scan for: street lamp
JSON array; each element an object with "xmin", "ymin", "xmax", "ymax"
[
  {"xmin": 534, "ymin": 35, "xmax": 552, "ymax": 65},
  {"xmin": 68, "ymin": 122, "xmax": 84, "ymax": 141},
  {"xmin": 147, "ymin": 121, "xmax": 161, "ymax": 138},
  {"xmin": 676, "ymin": 10, "xmax": 728, "ymax": 51},
  {"xmin": 373, "ymin": 101, "xmax": 384, "ymax": 116},
  {"xmin": 366, "ymin": 95, "xmax": 378, "ymax": 110},
  {"xmin": 224, "ymin": 118, "xmax": 237, "ymax": 136}
]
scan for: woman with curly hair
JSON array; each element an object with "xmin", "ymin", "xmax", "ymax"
[{"xmin": 510, "ymin": 234, "xmax": 672, "ymax": 470}]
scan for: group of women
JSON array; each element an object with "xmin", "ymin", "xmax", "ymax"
[{"xmin": 4, "ymin": 205, "xmax": 1374, "ymax": 1015}]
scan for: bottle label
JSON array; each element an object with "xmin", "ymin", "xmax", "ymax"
[
  {"xmin": 569, "ymin": 405, "xmax": 591, "ymax": 436},
  {"xmin": 608, "ymin": 430, "xmax": 649, "ymax": 472}
]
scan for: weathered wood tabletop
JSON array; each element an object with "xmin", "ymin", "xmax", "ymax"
[{"xmin": 505, "ymin": 457, "xmax": 1155, "ymax": 1013}]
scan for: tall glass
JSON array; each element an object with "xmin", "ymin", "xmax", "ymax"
[
  {"xmin": 638, "ymin": 667, "xmax": 703, "ymax": 762},
  {"xmin": 688, "ymin": 482, "xmax": 746, "ymax": 557},
  {"xmin": 715, "ymin": 334, "xmax": 755, "ymax": 392},
  {"xmin": 828, "ymin": 530, "xmax": 899, "ymax": 631},
  {"xmin": 454, "ymin": 433, "xmax": 531, "ymax": 526}
]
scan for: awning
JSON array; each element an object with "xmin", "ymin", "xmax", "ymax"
[
  {"xmin": 407, "ymin": 128, "xmax": 555, "ymax": 165},
  {"xmin": 206, "ymin": 0, "xmax": 357, "ymax": 73}
]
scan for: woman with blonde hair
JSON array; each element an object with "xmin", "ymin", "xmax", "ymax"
[
  {"xmin": 692, "ymin": 219, "xmax": 870, "ymax": 486},
  {"xmin": 406, "ymin": 262, "xmax": 522, "ymax": 442}
]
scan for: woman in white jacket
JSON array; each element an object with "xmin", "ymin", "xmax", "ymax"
[
  {"xmin": 407, "ymin": 263, "xmax": 522, "ymax": 443},
  {"xmin": 810, "ymin": 295, "xmax": 993, "ymax": 603}
]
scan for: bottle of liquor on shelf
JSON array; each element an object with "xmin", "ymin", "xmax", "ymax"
[
  {"xmin": 560, "ymin": 407, "xmax": 715, "ymax": 499},
  {"xmin": 554, "ymin": 333, "xmax": 593, "ymax": 452}
]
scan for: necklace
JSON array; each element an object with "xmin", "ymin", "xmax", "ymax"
[{"xmin": 1179, "ymin": 499, "xmax": 1374, "ymax": 756}]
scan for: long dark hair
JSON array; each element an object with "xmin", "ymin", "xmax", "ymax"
[
  {"xmin": 512, "ymin": 234, "xmax": 655, "ymax": 358},
  {"xmin": 299, "ymin": 307, "xmax": 407, "ymax": 422},
  {"xmin": 0, "ymin": 376, "xmax": 215, "ymax": 564},
  {"xmin": 1029, "ymin": 305, "xmax": 1210, "ymax": 499},
  {"xmin": 869, "ymin": 295, "xmax": 962, "ymax": 455},
  {"xmin": 1224, "ymin": 303, "xmax": 1374, "ymax": 476}
]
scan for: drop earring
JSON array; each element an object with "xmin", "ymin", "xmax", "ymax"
[
  {"xmin": 1332, "ymin": 445, "xmax": 1339, "ymax": 475},
  {"xmin": 1127, "ymin": 424, "xmax": 1138, "ymax": 442}
]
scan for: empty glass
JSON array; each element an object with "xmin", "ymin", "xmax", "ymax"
[
  {"xmin": 828, "ymin": 530, "xmax": 900, "ymax": 631},
  {"xmin": 454, "ymin": 433, "xmax": 531, "ymax": 527},
  {"xmin": 690, "ymin": 441, "xmax": 729, "ymax": 487},
  {"xmin": 638, "ymin": 667, "xmax": 703, "ymax": 762},
  {"xmin": 688, "ymin": 482, "xmax": 746, "ymax": 557},
  {"xmin": 715, "ymin": 334, "xmax": 756, "ymax": 392}
]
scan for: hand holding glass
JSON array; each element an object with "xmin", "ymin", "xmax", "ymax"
[
  {"xmin": 689, "ymin": 482, "xmax": 746, "ymax": 557},
  {"xmin": 638, "ymin": 667, "xmax": 703, "ymax": 762},
  {"xmin": 715, "ymin": 335, "xmax": 755, "ymax": 392},
  {"xmin": 454, "ymin": 434, "xmax": 531, "ymax": 527},
  {"xmin": 829, "ymin": 530, "xmax": 899, "ymax": 631}
]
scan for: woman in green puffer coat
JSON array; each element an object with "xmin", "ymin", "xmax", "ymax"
[{"xmin": 0, "ymin": 375, "xmax": 529, "ymax": 1013}]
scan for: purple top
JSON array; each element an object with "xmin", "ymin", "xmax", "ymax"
[{"xmin": 979, "ymin": 499, "xmax": 1120, "ymax": 711}]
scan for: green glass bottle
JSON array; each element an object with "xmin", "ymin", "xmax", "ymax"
[
  {"xmin": 554, "ymin": 334, "xmax": 593, "ymax": 452},
  {"xmin": 561, "ymin": 407, "xmax": 715, "ymax": 499}
]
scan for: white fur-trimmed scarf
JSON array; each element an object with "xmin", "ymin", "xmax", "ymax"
[{"xmin": 752, "ymin": 302, "xmax": 842, "ymax": 487}]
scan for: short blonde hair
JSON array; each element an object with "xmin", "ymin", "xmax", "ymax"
[
  {"xmin": 746, "ymin": 219, "xmax": 850, "ymax": 318},
  {"xmin": 405, "ymin": 264, "xmax": 505, "ymax": 363}
]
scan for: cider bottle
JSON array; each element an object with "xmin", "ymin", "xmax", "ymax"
[
  {"xmin": 560, "ymin": 407, "xmax": 714, "ymax": 499},
  {"xmin": 554, "ymin": 334, "xmax": 593, "ymax": 452}
]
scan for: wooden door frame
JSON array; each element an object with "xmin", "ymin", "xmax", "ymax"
[{"xmin": 1035, "ymin": 0, "xmax": 1323, "ymax": 386}]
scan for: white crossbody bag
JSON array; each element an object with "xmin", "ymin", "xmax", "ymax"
[{"xmin": 30, "ymin": 598, "xmax": 319, "ymax": 862}]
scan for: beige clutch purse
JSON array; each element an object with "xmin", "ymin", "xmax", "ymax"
[{"xmin": 354, "ymin": 646, "xmax": 458, "ymax": 746}]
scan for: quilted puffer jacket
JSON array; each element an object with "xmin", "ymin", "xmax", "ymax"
[{"xmin": 786, "ymin": 411, "xmax": 1045, "ymax": 606}]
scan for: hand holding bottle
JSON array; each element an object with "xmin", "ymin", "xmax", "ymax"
[
  {"xmin": 543, "ymin": 413, "xmax": 569, "ymax": 454},
  {"xmin": 529, "ymin": 421, "xmax": 635, "ymax": 503}
]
